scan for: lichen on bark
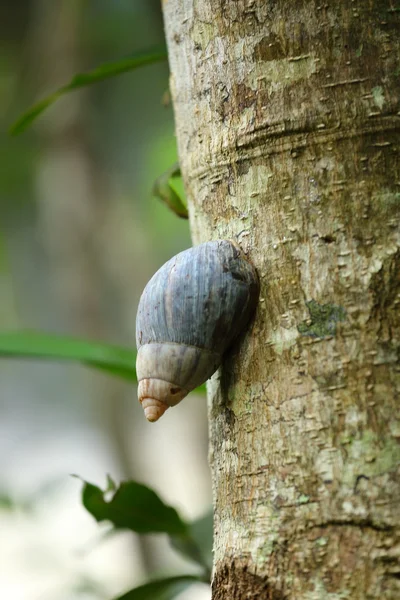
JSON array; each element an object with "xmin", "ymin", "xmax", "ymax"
[{"xmin": 298, "ymin": 300, "xmax": 347, "ymax": 338}]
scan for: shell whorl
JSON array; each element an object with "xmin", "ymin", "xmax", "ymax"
[
  {"xmin": 138, "ymin": 376, "xmax": 187, "ymax": 421},
  {"xmin": 136, "ymin": 240, "xmax": 259, "ymax": 421},
  {"xmin": 140, "ymin": 398, "xmax": 169, "ymax": 422}
]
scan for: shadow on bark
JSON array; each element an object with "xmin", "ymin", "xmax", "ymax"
[{"xmin": 212, "ymin": 561, "xmax": 287, "ymax": 600}]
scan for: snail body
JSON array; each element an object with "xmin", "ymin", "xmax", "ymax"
[{"xmin": 136, "ymin": 240, "xmax": 259, "ymax": 421}]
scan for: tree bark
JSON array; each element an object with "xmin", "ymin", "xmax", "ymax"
[{"xmin": 162, "ymin": 1, "xmax": 400, "ymax": 598}]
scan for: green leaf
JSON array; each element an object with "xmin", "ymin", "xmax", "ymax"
[
  {"xmin": 0, "ymin": 331, "xmax": 137, "ymax": 381},
  {"xmin": 81, "ymin": 479, "xmax": 188, "ymax": 536},
  {"xmin": 153, "ymin": 162, "xmax": 188, "ymax": 219},
  {"xmin": 10, "ymin": 46, "xmax": 168, "ymax": 135},
  {"xmin": 114, "ymin": 575, "xmax": 201, "ymax": 600}
]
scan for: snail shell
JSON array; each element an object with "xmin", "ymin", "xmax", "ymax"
[{"xmin": 136, "ymin": 240, "xmax": 259, "ymax": 421}]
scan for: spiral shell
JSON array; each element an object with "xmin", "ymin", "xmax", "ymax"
[{"xmin": 136, "ymin": 240, "xmax": 259, "ymax": 421}]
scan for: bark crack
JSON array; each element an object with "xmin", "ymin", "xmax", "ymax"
[
  {"xmin": 309, "ymin": 519, "xmax": 395, "ymax": 533},
  {"xmin": 189, "ymin": 114, "xmax": 400, "ymax": 180}
]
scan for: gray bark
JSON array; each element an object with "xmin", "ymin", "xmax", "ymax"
[{"xmin": 162, "ymin": 1, "xmax": 400, "ymax": 598}]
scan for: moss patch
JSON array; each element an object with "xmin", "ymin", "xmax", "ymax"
[{"xmin": 298, "ymin": 300, "xmax": 347, "ymax": 338}]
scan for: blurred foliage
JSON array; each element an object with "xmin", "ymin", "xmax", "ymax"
[
  {"xmin": 1, "ymin": 2, "xmax": 209, "ymax": 599},
  {"xmin": 81, "ymin": 477, "xmax": 188, "ymax": 536},
  {"xmin": 186, "ymin": 510, "xmax": 213, "ymax": 572},
  {"xmin": 0, "ymin": 331, "xmax": 137, "ymax": 381},
  {"xmin": 10, "ymin": 47, "xmax": 168, "ymax": 135},
  {"xmin": 0, "ymin": 492, "xmax": 15, "ymax": 511},
  {"xmin": 80, "ymin": 477, "xmax": 212, "ymax": 599},
  {"xmin": 115, "ymin": 575, "xmax": 201, "ymax": 600}
]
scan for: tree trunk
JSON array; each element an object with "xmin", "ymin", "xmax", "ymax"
[{"xmin": 162, "ymin": 1, "xmax": 400, "ymax": 598}]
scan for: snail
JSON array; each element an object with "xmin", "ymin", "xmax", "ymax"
[{"xmin": 135, "ymin": 240, "xmax": 259, "ymax": 421}]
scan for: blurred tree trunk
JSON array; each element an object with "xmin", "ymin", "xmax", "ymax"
[{"xmin": 162, "ymin": 1, "xmax": 400, "ymax": 598}]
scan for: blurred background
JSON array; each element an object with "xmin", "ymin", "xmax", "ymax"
[{"xmin": 0, "ymin": 1, "xmax": 211, "ymax": 599}]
